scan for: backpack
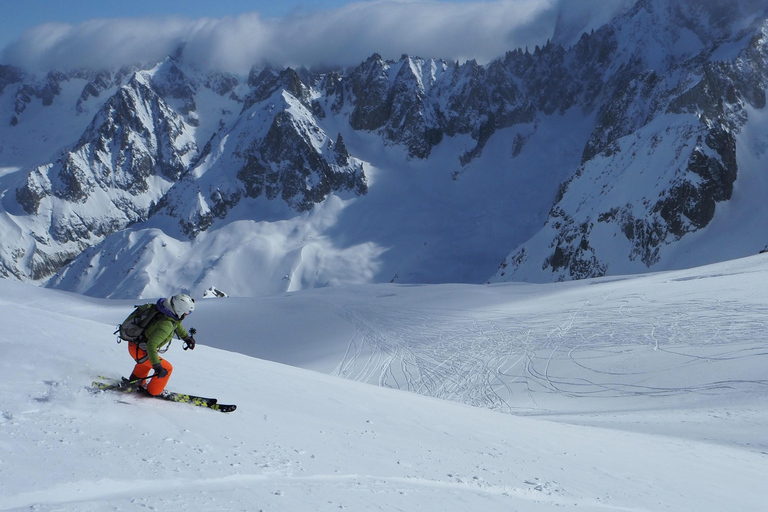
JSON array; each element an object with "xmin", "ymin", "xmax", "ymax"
[{"xmin": 115, "ymin": 303, "xmax": 164, "ymax": 343}]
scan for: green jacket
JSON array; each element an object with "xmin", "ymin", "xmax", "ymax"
[{"xmin": 143, "ymin": 315, "xmax": 189, "ymax": 366}]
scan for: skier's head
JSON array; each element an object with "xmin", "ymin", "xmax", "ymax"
[{"xmin": 167, "ymin": 293, "xmax": 195, "ymax": 319}]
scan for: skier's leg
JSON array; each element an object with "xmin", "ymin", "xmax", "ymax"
[
  {"xmin": 146, "ymin": 359, "xmax": 173, "ymax": 396},
  {"xmin": 128, "ymin": 342, "xmax": 152, "ymax": 385}
]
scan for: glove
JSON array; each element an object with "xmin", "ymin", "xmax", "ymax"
[
  {"xmin": 183, "ymin": 335, "xmax": 196, "ymax": 351},
  {"xmin": 152, "ymin": 363, "xmax": 169, "ymax": 378}
]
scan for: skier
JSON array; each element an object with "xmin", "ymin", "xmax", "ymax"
[{"xmin": 126, "ymin": 294, "xmax": 197, "ymax": 396}]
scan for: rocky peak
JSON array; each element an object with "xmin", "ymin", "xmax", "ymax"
[
  {"xmin": 145, "ymin": 59, "xmax": 198, "ymax": 116},
  {"xmin": 12, "ymin": 70, "xmax": 70, "ymax": 121},
  {"xmin": 347, "ymin": 53, "xmax": 392, "ymax": 132},
  {"xmin": 15, "ymin": 68, "xmax": 197, "ymax": 250},
  {"xmin": 232, "ymin": 91, "xmax": 367, "ymax": 215},
  {"xmin": 242, "ymin": 67, "xmax": 312, "ymax": 112},
  {"xmin": 205, "ymin": 71, "xmax": 241, "ymax": 98},
  {"xmin": 76, "ymin": 70, "xmax": 116, "ymax": 113},
  {"xmin": 0, "ymin": 64, "xmax": 23, "ymax": 95}
]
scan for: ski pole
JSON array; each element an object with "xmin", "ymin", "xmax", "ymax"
[
  {"xmin": 126, "ymin": 373, "xmax": 160, "ymax": 383},
  {"xmin": 183, "ymin": 328, "xmax": 197, "ymax": 351}
]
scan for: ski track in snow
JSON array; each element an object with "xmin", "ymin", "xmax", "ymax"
[
  {"xmin": 333, "ymin": 292, "xmax": 768, "ymax": 413},
  {"xmin": 3, "ymin": 264, "xmax": 768, "ymax": 511}
]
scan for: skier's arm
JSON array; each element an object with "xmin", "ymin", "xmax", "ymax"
[{"xmin": 175, "ymin": 323, "xmax": 189, "ymax": 340}]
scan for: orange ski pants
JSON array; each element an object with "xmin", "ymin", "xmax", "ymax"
[{"xmin": 128, "ymin": 342, "xmax": 173, "ymax": 396}]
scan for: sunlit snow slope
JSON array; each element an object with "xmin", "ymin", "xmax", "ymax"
[{"xmin": 2, "ymin": 255, "xmax": 768, "ymax": 510}]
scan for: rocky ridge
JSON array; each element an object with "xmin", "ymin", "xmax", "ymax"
[
  {"xmin": 492, "ymin": 0, "xmax": 768, "ymax": 282},
  {"xmin": 1, "ymin": 0, "xmax": 768, "ymax": 290}
]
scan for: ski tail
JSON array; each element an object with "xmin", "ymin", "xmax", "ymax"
[{"xmin": 91, "ymin": 376, "xmax": 138, "ymax": 392}]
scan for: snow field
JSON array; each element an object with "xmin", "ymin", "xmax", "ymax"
[{"xmin": 2, "ymin": 255, "xmax": 768, "ymax": 510}]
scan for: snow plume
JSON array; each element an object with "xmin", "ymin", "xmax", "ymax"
[
  {"xmin": 1, "ymin": 17, "xmax": 197, "ymax": 72},
  {"xmin": 551, "ymin": 0, "xmax": 636, "ymax": 46},
  {"xmin": 1, "ymin": 0, "xmax": 635, "ymax": 73}
]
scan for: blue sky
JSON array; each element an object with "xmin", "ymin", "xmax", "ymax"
[{"xmin": 1, "ymin": 0, "xmax": 634, "ymax": 73}]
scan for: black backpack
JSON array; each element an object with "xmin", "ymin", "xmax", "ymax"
[{"xmin": 116, "ymin": 303, "xmax": 163, "ymax": 343}]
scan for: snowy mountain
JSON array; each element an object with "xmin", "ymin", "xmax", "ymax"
[
  {"xmin": 2, "ymin": 255, "xmax": 768, "ymax": 510},
  {"xmin": 492, "ymin": 0, "xmax": 768, "ymax": 282},
  {"xmin": 2, "ymin": 0, "xmax": 768, "ymax": 297}
]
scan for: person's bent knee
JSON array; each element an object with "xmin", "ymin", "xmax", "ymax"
[{"xmin": 146, "ymin": 360, "xmax": 173, "ymax": 395}]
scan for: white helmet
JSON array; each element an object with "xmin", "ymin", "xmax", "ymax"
[{"xmin": 167, "ymin": 293, "xmax": 195, "ymax": 318}]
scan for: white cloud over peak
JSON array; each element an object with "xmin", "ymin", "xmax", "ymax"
[{"xmin": 1, "ymin": 0, "xmax": 635, "ymax": 74}]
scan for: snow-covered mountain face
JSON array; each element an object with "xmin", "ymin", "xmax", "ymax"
[
  {"xmin": 2, "ymin": 0, "xmax": 768, "ymax": 297},
  {"xmin": 493, "ymin": 0, "xmax": 768, "ymax": 282},
  {"xmin": 1, "ymin": 60, "xmax": 369, "ymax": 292}
]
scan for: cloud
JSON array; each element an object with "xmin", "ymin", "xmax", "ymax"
[
  {"xmin": 1, "ymin": 0, "xmax": 634, "ymax": 74},
  {"xmin": 2, "ymin": 17, "xmax": 193, "ymax": 72}
]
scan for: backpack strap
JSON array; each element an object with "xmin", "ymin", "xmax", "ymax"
[{"xmin": 129, "ymin": 340, "xmax": 149, "ymax": 364}]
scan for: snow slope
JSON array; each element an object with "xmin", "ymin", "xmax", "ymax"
[{"xmin": 2, "ymin": 255, "xmax": 768, "ymax": 510}]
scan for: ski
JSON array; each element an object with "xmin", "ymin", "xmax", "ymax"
[
  {"xmin": 91, "ymin": 377, "xmax": 138, "ymax": 392},
  {"xmin": 153, "ymin": 390, "xmax": 236, "ymax": 413},
  {"xmin": 90, "ymin": 378, "xmax": 236, "ymax": 413}
]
